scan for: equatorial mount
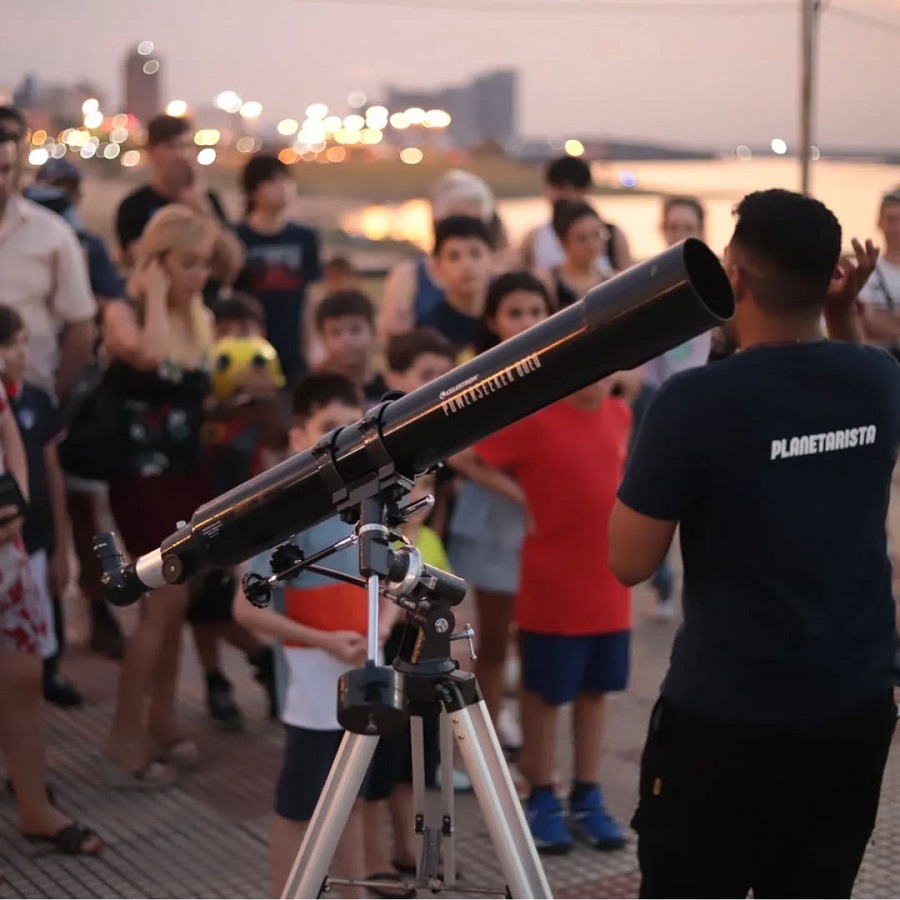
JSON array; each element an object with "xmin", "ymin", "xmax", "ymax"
[{"xmin": 241, "ymin": 486, "xmax": 472, "ymax": 737}]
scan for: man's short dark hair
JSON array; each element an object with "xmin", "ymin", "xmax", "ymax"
[
  {"xmin": 212, "ymin": 292, "xmax": 266, "ymax": 329},
  {"xmin": 0, "ymin": 304, "xmax": 25, "ymax": 346},
  {"xmin": 0, "ymin": 106, "xmax": 27, "ymax": 142},
  {"xmin": 291, "ymin": 372, "xmax": 361, "ymax": 421},
  {"xmin": 386, "ymin": 327, "xmax": 456, "ymax": 374},
  {"xmin": 433, "ymin": 215, "xmax": 492, "ymax": 256},
  {"xmin": 315, "ymin": 290, "xmax": 375, "ymax": 331},
  {"xmin": 146, "ymin": 114, "xmax": 191, "ymax": 147},
  {"xmin": 552, "ymin": 199, "xmax": 600, "ymax": 243},
  {"xmin": 731, "ymin": 189, "xmax": 842, "ymax": 314},
  {"xmin": 545, "ymin": 156, "xmax": 592, "ymax": 191}
]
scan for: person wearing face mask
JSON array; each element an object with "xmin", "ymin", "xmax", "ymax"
[{"xmin": 101, "ymin": 204, "xmax": 218, "ymax": 787}]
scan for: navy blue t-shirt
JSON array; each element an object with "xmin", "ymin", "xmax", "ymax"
[
  {"xmin": 79, "ymin": 231, "xmax": 123, "ymax": 299},
  {"xmin": 9, "ymin": 382, "xmax": 59, "ymax": 555},
  {"xmin": 618, "ymin": 341, "xmax": 900, "ymax": 724},
  {"xmin": 235, "ymin": 222, "xmax": 321, "ymax": 383}
]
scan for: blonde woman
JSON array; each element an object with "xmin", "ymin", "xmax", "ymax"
[{"xmin": 102, "ymin": 204, "xmax": 216, "ymax": 785}]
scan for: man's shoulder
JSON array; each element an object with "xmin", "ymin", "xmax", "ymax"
[
  {"xmin": 14, "ymin": 196, "xmax": 74, "ymax": 239},
  {"xmin": 117, "ymin": 184, "xmax": 156, "ymax": 211}
]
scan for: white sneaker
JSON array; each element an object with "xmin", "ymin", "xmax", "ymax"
[{"xmin": 497, "ymin": 706, "xmax": 523, "ymax": 751}]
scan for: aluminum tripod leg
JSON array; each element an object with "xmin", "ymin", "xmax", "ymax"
[
  {"xmin": 282, "ymin": 731, "xmax": 379, "ymax": 899},
  {"xmin": 450, "ymin": 699, "xmax": 552, "ymax": 899}
]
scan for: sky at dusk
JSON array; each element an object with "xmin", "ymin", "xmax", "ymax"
[{"xmin": 3, "ymin": 0, "xmax": 899, "ymax": 151}]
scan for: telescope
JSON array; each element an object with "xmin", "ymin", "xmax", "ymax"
[
  {"xmin": 95, "ymin": 238, "xmax": 733, "ymax": 607},
  {"xmin": 94, "ymin": 238, "xmax": 733, "ymax": 900}
]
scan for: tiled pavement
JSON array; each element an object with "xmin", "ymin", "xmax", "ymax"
[{"xmin": 0, "ymin": 585, "xmax": 897, "ymax": 899}]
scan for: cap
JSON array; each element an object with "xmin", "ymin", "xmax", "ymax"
[{"xmin": 35, "ymin": 157, "xmax": 82, "ymax": 185}]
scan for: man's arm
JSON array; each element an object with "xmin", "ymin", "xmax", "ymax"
[
  {"xmin": 56, "ymin": 318, "xmax": 96, "ymax": 399},
  {"xmin": 608, "ymin": 377, "xmax": 697, "ymax": 586},
  {"xmin": 608, "ymin": 502, "xmax": 677, "ymax": 585}
]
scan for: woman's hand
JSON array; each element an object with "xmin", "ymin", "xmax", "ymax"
[{"xmin": 131, "ymin": 257, "xmax": 170, "ymax": 301}]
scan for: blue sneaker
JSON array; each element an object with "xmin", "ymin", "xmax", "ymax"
[
  {"xmin": 569, "ymin": 786, "xmax": 626, "ymax": 850},
  {"xmin": 526, "ymin": 791, "xmax": 573, "ymax": 855}
]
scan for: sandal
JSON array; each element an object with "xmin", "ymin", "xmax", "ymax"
[
  {"xmin": 365, "ymin": 872, "xmax": 415, "ymax": 899},
  {"xmin": 23, "ymin": 821, "xmax": 103, "ymax": 855},
  {"xmin": 100, "ymin": 757, "xmax": 176, "ymax": 791},
  {"xmin": 157, "ymin": 738, "xmax": 200, "ymax": 770}
]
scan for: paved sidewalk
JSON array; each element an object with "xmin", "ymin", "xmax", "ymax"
[{"xmin": 0, "ymin": 585, "xmax": 897, "ymax": 899}]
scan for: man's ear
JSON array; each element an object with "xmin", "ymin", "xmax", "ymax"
[{"xmin": 729, "ymin": 264, "xmax": 749, "ymax": 305}]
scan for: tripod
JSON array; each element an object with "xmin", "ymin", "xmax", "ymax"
[{"xmin": 244, "ymin": 489, "xmax": 552, "ymax": 899}]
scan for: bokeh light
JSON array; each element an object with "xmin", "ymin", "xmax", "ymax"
[
  {"xmin": 166, "ymin": 100, "xmax": 188, "ymax": 118},
  {"xmin": 137, "ymin": 41, "xmax": 154, "ymax": 55},
  {"xmin": 400, "ymin": 147, "xmax": 424, "ymax": 165},
  {"xmin": 83, "ymin": 110, "xmax": 104, "ymax": 129},
  {"xmin": 239, "ymin": 101, "xmax": 263, "ymax": 119},
  {"xmin": 121, "ymin": 150, "xmax": 141, "ymax": 167},
  {"xmin": 347, "ymin": 91, "xmax": 367, "ymax": 109},
  {"xmin": 277, "ymin": 118, "xmax": 300, "ymax": 136},
  {"xmin": 390, "ymin": 112, "xmax": 410, "ymax": 130},
  {"xmin": 343, "ymin": 114, "xmax": 365, "ymax": 131},
  {"xmin": 142, "ymin": 60, "xmax": 160, "ymax": 75},
  {"xmin": 305, "ymin": 103, "xmax": 328, "ymax": 120},
  {"xmin": 327, "ymin": 146, "xmax": 348, "ymax": 163},
  {"xmin": 28, "ymin": 148, "xmax": 49, "ymax": 166},
  {"xmin": 103, "ymin": 143, "xmax": 121, "ymax": 160},
  {"xmin": 404, "ymin": 107, "xmax": 426, "ymax": 125},
  {"xmin": 770, "ymin": 138, "xmax": 788, "ymax": 155},
  {"xmin": 236, "ymin": 136, "xmax": 260, "ymax": 153},
  {"xmin": 197, "ymin": 148, "xmax": 217, "ymax": 166},
  {"xmin": 215, "ymin": 91, "xmax": 242, "ymax": 114},
  {"xmin": 564, "ymin": 139, "xmax": 585, "ymax": 157},
  {"xmin": 81, "ymin": 98, "xmax": 99, "ymax": 115},
  {"xmin": 424, "ymin": 109, "xmax": 452, "ymax": 128},
  {"xmin": 736, "ymin": 145, "xmax": 752, "ymax": 161}
]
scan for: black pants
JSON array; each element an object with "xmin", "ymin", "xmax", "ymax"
[{"xmin": 633, "ymin": 693, "xmax": 897, "ymax": 899}]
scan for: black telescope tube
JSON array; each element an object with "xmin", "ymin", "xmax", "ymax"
[{"xmin": 104, "ymin": 238, "xmax": 733, "ymax": 602}]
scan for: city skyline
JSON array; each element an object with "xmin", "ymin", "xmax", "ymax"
[{"xmin": 2, "ymin": 0, "xmax": 900, "ymax": 151}]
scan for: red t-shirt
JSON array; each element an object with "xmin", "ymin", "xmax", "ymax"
[{"xmin": 476, "ymin": 396, "xmax": 632, "ymax": 636}]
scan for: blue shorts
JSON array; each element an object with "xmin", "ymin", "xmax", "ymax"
[
  {"xmin": 275, "ymin": 725, "xmax": 392, "ymax": 822},
  {"xmin": 519, "ymin": 630, "xmax": 631, "ymax": 705}
]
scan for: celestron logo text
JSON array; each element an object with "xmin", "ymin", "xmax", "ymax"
[
  {"xmin": 440, "ymin": 354, "xmax": 542, "ymax": 416},
  {"xmin": 770, "ymin": 425, "xmax": 877, "ymax": 460}
]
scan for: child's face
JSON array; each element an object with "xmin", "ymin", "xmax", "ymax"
[
  {"xmin": 489, "ymin": 290, "xmax": 549, "ymax": 344},
  {"xmin": 289, "ymin": 400, "xmax": 362, "ymax": 453},
  {"xmin": 254, "ymin": 174, "xmax": 295, "ymax": 216},
  {"xmin": 433, "ymin": 237, "xmax": 492, "ymax": 300},
  {"xmin": 215, "ymin": 318, "xmax": 264, "ymax": 340},
  {"xmin": 320, "ymin": 315, "xmax": 374, "ymax": 368},
  {"xmin": 390, "ymin": 351, "xmax": 455, "ymax": 394},
  {"xmin": 0, "ymin": 327, "xmax": 28, "ymax": 382}
]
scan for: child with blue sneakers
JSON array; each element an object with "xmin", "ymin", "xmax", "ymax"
[{"xmin": 473, "ymin": 378, "xmax": 632, "ymax": 855}]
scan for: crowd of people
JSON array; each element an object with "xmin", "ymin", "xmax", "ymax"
[{"xmin": 0, "ymin": 101, "xmax": 898, "ymax": 898}]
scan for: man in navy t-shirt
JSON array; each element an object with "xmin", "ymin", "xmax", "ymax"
[
  {"xmin": 609, "ymin": 189, "xmax": 897, "ymax": 898},
  {"xmin": 235, "ymin": 155, "xmax": 322, "ymax": 386}
]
